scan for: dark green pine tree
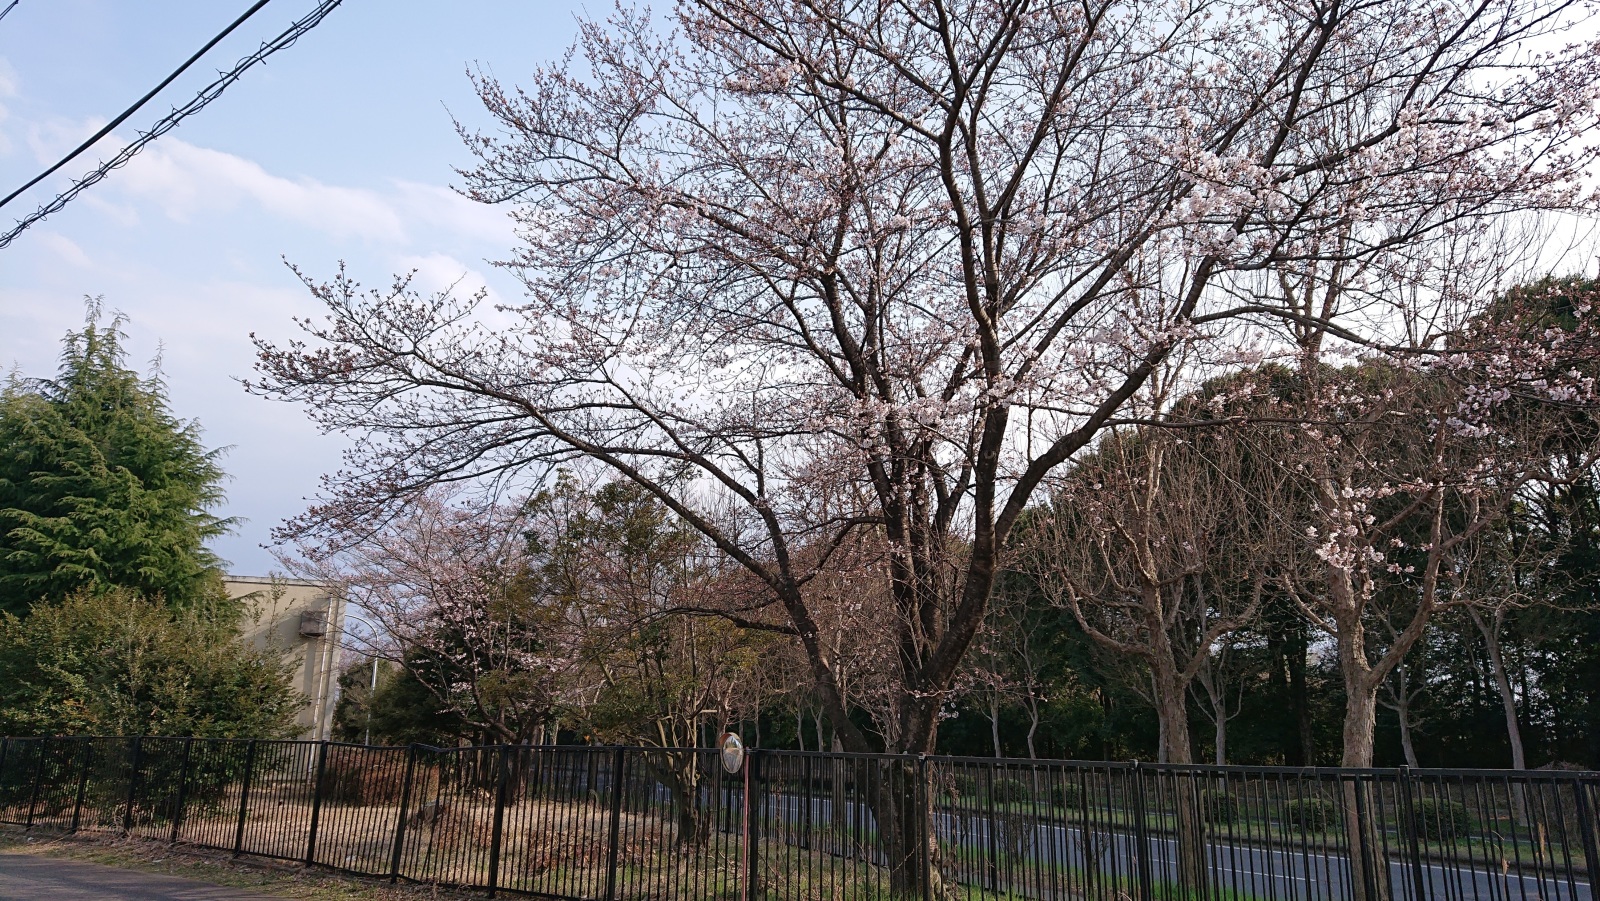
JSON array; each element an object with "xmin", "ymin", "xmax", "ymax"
[{"xmin": 0, "ymin": 304, "xmax": 231, "ymax": 615}]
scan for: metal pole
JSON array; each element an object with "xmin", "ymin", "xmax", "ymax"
[
  {"xmin": 1398, "ymin": 767, "xmax": 1429, "ymax": 901},
  {"xmin": 604, "ymin": 747, "xmax": 626, "ymax": 901},
  {"xmin": 305, "ymin": 741, "xmax": 330, "ymax": 868},
  {"xmin": 1132, "ymin": 761, "xmax": 1154, "ymax": 901},
  {"xmin": 389, "ymin": 745, "xmax": 418, "ymax": 884},
  {"xmin": 232, "ymin": 740, "xmax": 257, "ymax": 857},
  {"xmin": 366, "ymin": 656, "xmax": 377, "ymax": 746},
  {"xmin": 487, "ymin": 745, "xmax": 512, "ymax": 898},
  {"xmin": 747, "ymin": 749, "xmax": 762, "ymax": 901},
  {"xmin": 69, "ymin": 737, "xmax": 92, "ymax": 832},
  {"xmin": 122, "ymin": 736, "xmax": 144, "ymax": 834},
  {"xmin": 170, "ymin": 738, "xmax": 193, "ymax": 844},
  {"xmin": 802, "ymin": 754, "xmax": 813, "ymax": 851},
  {"xmin": 1573, "ymin": 775, "xmax": 1600, "ymax": 897}
]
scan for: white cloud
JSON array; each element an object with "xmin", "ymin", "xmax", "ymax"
[
  {"xmin": 25, "ymin": 115, "xmax": 110, "ymax": 165},
  {"xmin": 393, "ymin": 181, "xmax": 515, "ymax": 247},
  {"xmin": 114, "ymin": 139, "xmax": 408, "ymax": 243},
  {"xmin": 0, "ymin": 57, "xmax": 16, "ymax": 156},
  {"xmin": 35, "ymin": 231, "xmax": 91, "ymax": 269}
]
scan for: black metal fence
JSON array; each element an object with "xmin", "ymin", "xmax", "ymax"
[{"xmin": 1, "ymin": 736, "xmax": 1595, "ymax": 901}]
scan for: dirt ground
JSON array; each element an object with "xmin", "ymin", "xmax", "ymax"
[{"xmin": 0, "ymin": 827, "xmax": 483, "ymax": 901}]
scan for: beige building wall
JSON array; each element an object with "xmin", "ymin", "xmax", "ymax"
[{"xmin": 225, "ymin": 576, "xmax": 344, "ymax": 741}]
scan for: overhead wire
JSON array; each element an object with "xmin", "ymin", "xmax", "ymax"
[
  {"xmin": 0, "ymin": 2, "xmax": 18, "ymax": 25},
  {"xmin": 0, "ymin": 0, "xmax": 345, "ymax": 250},
  {"xmin": 0, "ymin": 0, "xmax": 275, "ymax": 213}
]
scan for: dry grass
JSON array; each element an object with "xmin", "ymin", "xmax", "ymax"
[{"xmin": 0, "ymin": 825, "xmax": 482, "ymax": 900}]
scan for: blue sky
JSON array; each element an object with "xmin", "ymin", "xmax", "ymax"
[{"xmin": 1, "ymin": 0, "xmax": 586, "ymax": 574}]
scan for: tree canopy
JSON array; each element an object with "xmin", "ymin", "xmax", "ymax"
[
  {"xmin": 0, "ymin": 305, "xmax": 229, "ymax": 615},
  {"xmin": 0, "ymin": 587, "xmax": 300, "ymax": 738}
]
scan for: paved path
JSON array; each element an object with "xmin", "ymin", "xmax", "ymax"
[{"xmin": 0, "ymin": 853, "xmax": 285, "ymax": 901}]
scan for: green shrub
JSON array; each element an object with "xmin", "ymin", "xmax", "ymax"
[
  {"xmin": 0, "ymin": 588, "xmax": 299, "ymax": 739},
  {"xmin": 1283, "ymin": 797, "xmax": 1337, "ymax": 831},
  {"xmin": 1411, "ymin": 797, "xmax": 1472, "ymax": 841},
  {"xmin": 1200, "ymin": 789, "xmax": 1242, "ymax": 824},
  {"xmin": 989, "ymin": 776, "xmax": 1031, "ymax": 804},
  {"xmin": 1056, "ymin": 782, "xmax": 1084, "ymax": 809}
]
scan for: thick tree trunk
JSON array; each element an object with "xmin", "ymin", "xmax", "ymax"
[
  {"xmin": 1339, "ymin": 661, "xmax": 1392, "ymax": 901},
  {"xmin": 1152, "ymin": 660, "xmax": 1206, "ymax": 895}
]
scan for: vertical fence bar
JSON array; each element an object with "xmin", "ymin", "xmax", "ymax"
[
  {"xmin": 170, "ymin": 737, "xmax": 193, "ymax": 844},
  {"xmin": 487, "ymin": 744, "xmax": 511, "ymax": 898},
  {"xmin": 1574, "ymin": 774, "xmax": 1600, "ymax": 895},
  {"xmin": 603, "ymin": 747, "xmax": 626, "ymax": 901},
  {"xmin": 1397, "ymin": 767, "xmax": 1428, "ymax": 901},
  {"xmin": 69, "ymin": 737, "xmax": 91, "ymax": 832},
  {"xmin": 1132, "ymin": 761, "xmax": 1153, "ymax": 901},
  {"xmin": 24, "ymin": 740, "xmax": 45, "ymax": 828},
  {"xmin": 122, "ymin": 735, "xmax": 144, "ymax": 833},
  {"xmin": 389, "ymin": 745, "xmax": 417, "ymax": 884},
  {"xmin": 802, "ymin": 753, "xmax": 813, "ymax": 852},
  {"xmin": 232, "ymin": 739, "xmax": 257, "ymax": 857},
  {"xmin": 304, "ymin": 740, "xmax": 329, "ymax": 867},
  {"xmin": 745, "ymin": 749, "xmax": 761, "ymax": 901}
]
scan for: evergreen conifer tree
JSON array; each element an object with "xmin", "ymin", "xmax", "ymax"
[{"xmin": 0, "ymin": 303, "xmax": 229, "ymax": 615}]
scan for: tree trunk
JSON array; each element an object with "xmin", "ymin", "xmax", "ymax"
[
  {"xmin": 1472, "ymin": 609, "xmax": 1529, "ymax": 822},
  {"xmin": 1473, "ymin": 610, "xmax": 1527, "ymax": 771},
  {"xmin": 989, "ymin": 693, "xmax": 1003, "ymax": 759},
  {"xmin": 1289, "ymin": 628, "xmax": 1313, "ymax": 766},
  {"xmin": 1340, "ymin": 673, "xmax": 1393, "ymax": 901},
  {"xmin": 1152, "ymin": 661, "xmax": 1205, "ymax": 895},
  {"xmin": 1396, "ymin": 704, "xmax": 1419, "ymax": 769}
]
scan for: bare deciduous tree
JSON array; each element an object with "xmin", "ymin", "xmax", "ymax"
[{"xmin": 251, "ymin": 1, "xmax": 1600, "ymax": 892}]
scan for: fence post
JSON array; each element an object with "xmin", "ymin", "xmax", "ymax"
[
  {"xmin": 744, "ymin": 748, "xmax": 762, "ymax": 901},
  {"xmin": 389, "ymin": 745, "xmax": 418, "ymax": 884},
  {"xmin": 1131, "ymin": 761, "xmax": 1153, "ymax": 901},
  {"xmin": 122, "ymin": 736, "xmax": 144, "ymax": 834},
  {"xmin": 1397, "ymin": 767, "xmax": 1428, "ymax": 901},
  {"xmin": 802, "ymin": 754, "xmax": 813, "ymax": 851},
  {"xmin": 69, "ymin": 737, "xmax": 92, "ymax": 832},
  {"xmin": 603, "ymin": 747, "xmax": 626, "ymax": 901},
  {"xmin": 487, "ymin": 745, "xmax": 512, "ymax": 898},
  {"xmin": 24, "ymin": 740, "xmax": 46, "ymax": 829},
  {"xmin": 1573, "ymin": 775, "xmax": 1600, "ymax": 896},
  {"xmin": 304, "ymin": 741, "xmax": 330, "ymax": 868},
  {"xmin": 170, "ymin": 738, "xmax": 193, "ymax": 844},
  {"xmin": 232, "ymin": 739, "xmax": 257, "ymax": 857},
  {"xmin": 917, "ymin": 754, "xmax": 933, "ymax": 901}
]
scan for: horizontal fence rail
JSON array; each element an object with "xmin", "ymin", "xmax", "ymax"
[{"xmin": 0, "ymin": 736, "xmax": 1594, "ymax": 901}]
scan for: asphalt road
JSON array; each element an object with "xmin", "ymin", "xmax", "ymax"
[
  {"xmin": 0, "ymin": 853, "xmax": 284, "ymax": 901},
  {"xmin": 765, "ymin": 793, "xmax": 1595, "ymax": 901}
]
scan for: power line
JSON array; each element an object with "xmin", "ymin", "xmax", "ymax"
[
  {"xmin": 0, "ymin": 2, "xmax": 19, "ymax": 25},
  {"xmin": 0, "ymin": 0, "xmax": 275, "ymax": 212},
  {"xmin": 0, "ymin": 0, "xmax": 345, "ymax": 250}
]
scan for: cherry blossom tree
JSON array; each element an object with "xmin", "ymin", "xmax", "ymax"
[
  {"xmin": 252, "ymin": 1, "xmax": 1600, "ymax": 892},
  {"xmin": 285, "ymin": 491, "xmax": 567, "ymax": 745}
]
